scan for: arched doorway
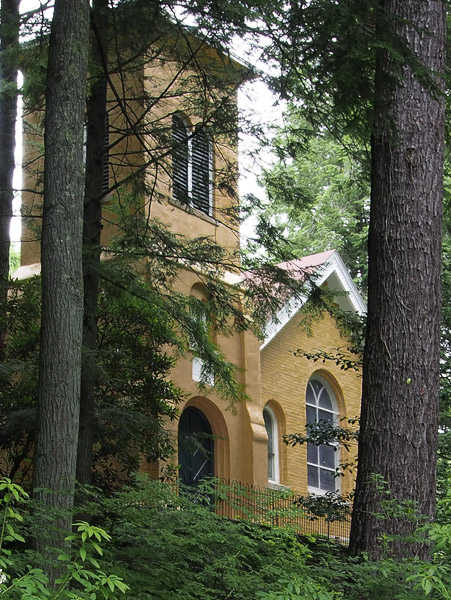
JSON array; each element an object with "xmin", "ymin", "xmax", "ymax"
[{"xmin": 178, "ymin": 406, "xmax": 214, "ymax": 486}]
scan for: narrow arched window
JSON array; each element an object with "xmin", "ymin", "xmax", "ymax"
[
  {"xmin": 172, "ymin": 115, "xmax": 190, "ymax": 204},
  {"xmin": 263, "ymin": 406, "xmax": 279, "ymax": 484},
  {"xmin": 306, "ymin": 377, "xmax": 339, "ymax": 494}
]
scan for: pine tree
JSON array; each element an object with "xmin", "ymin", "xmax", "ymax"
[
  {"xmin": 31, "ymin": 0, "xmax": 90, "ymax": 575},
  {"xmin": 348, "ymin": 0, "xmax": 446, "ymax": 558},
  {"xmin": 254, "ymin": 0, "xmax": 446, "ymax": 557}
]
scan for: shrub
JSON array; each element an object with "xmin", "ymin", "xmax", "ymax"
[{"xmin": 0, "ymin": 478, "xmax": 128, "ymax": 599}]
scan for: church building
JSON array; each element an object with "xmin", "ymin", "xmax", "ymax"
[{"xmin": 16, "ymin": 27, "xmax": 365, "ymax": 500}]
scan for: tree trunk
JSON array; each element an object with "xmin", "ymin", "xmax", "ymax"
[
  {"xmin": 349, "ymin": 0, "xmax": 446, "ymax": 559},
  {"xmin": 76, "ymin": 0, "xmax": 109, "ymax": 490},
  {"xmin": 32, "ymin": 0, "xmax": 90, "ymax": 580},
  {"xmin": 0, "ymin": 0, "xmax": 19, "ymax": 359}
]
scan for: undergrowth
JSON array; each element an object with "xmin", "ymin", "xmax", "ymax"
[{"xmin": 0, "ymin": 475, "xmax": 449, "ymax": 599}]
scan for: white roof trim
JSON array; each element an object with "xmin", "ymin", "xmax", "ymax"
[{"xmin": 260, "ymin": 250, "xmax": 366, "ymax": 351}]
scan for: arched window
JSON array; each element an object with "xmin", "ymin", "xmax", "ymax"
[
  {"xmin": 263, "ymin": 406, "xmax": 279, "ymax": 484},
  {"xmin": 172, "ymin": 115, "xmax": 212, "ymax": 216},
  {"xmin": 306, "ymin": 377, "xmax": 339, "ymax": 494}
]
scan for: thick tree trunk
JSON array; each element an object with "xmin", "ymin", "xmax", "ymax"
[
  {"xmin": 76, "ymin": 0, "xmax": 109, "ymax": 490},
  {"xmin": 32, "ymin": 0, "xmax": 90, "ymax": 579},
  {"xmin": 349, "ymin": 0, "xmax": 446, "ymax": 559},
  {"xmin": 0, "ymin": 0, "xmax": 19, "ymax": 359}
]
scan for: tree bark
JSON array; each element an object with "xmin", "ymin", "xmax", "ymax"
[
  {"xmin": 76, "ymin": 0, "xmax": 109, "ymax": 490},
  {"xmin": 32, "ymin": 0, "xmax": 90, "ymax": 579},
  {"xmin": 349, "ymin": 0, "xmax": 446, "ymax": 559},
  {"xmin": 0, "ymin": 0, "xmax": 19, "ymax": 359}
]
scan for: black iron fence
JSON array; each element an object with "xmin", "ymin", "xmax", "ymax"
[{"xmin": 192, "ymin": 478, "xmax": 351, "ymax": 543}]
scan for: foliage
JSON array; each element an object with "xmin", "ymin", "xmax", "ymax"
[
  {"xmin": 0, "ymin": 271, "xmax": 181, "ymax": 488},
  {"xmin": 8, "ymin": 247, "xmax": 20, "ymax": 276},
  {"xmin": 407, "ymin": 478, "xmax": 451, "ymax": 599},
  {"xmin": 78, "ymin": 476, "xmax": 451, "ymax": 600},
  {"xmin": 307, "ymin": 485, "xmax": 451, "ymax": 600},
  {"xmin": 294, "ymin": 492, "xmax": 351, "ymax": 524},
  {"xmin": 285, "ymin": 418, "xmax": 359, "ymax": 454},
  {"xmin": 3, "ymin": 475, "xmax": 451, "ymax": 600},
  {"xmin": 259, "ymin": 124, "xmax": 370, "ymax": 294},
  {"xmin": 438, "ymin": 230, "xmax": 451, "ymax": 500},
  {"xmin": 255, "ymin": 575, "xmax": 343, "ymax": 600},
  {"xmin": 0, "ymin": 478, "xmax": 128, "ymax": 599},
  {"xmin": 84, "ymin": 476, "xmax": 315, "ymax": 600},
  {"xmin": 0, "ymin": 278, "xmax": 40, "ymax": 483},
  {"xmin": 292, "ymin": 347, "xmax": 362, "ymax": 373}
]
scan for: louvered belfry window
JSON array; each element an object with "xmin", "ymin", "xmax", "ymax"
[
  {"xmin": 191, "ymin": 126, "xmax": 211, "ymax": 215},
  {"xmin": 172, "ymin": 115, "xmax": 190, "ymax": 205},
  {"xmin": 172, "ymin": 115, "xmax": 212, "ymax": 216}
]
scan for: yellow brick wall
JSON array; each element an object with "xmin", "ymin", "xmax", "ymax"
[
  {"xmin": 261, "ymin": 311, "xmax": 361, "ymax": 496},
  {"xmin": 162, "ymin": 270, "xmax": 361, "ymax": 497},
  {"xmin": 158, "ymin": 267, "xmax": 267, "ymax": 487}
]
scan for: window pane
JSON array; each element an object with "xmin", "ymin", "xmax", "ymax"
[
  {"xmin": 264, "ymin": 408, "xmax": 278, "ymax": 482},
  {"xmin": 319, "ymin": 409, "xmax": 334, "ymax": 423},
  {"xmin": 318, "ymin": 388, "xmax": 332, "ymax": 410},
  {"xmin": 310, "ymin": 379, "xmax": 323, "ymax": 397},
  {"xmin": 263, "ymin": 410, "xmax": 273, "ymax": 454},
  {"xmin": 306, "ymin": 383, "xmax": 315, "ymax": 404},
  {"xmin": 268, "ymin": 453, "xmax": 275, "ymax": 480},
  {"xmin": 320, "ymin": 468, "xmax": 336, "ymax": 492},
  {"xmin": 319, "ymin": 445, "xmax": 335, "ymax": 469},
  {"xmin": 308, "ymin": 464, "xmax": 318, "ymax": 488},
  {"xmin": 306, "ymin": 378, "xmax": 340, "ymax": 493},
  {"xmin": 307, "ymin": 443, "xmax": 317, "ymax": 464},
  {"xmin": 306, "ymin": 405, "xmax": 316, "ymax": 425}
]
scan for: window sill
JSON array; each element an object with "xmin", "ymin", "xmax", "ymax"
[
  {"xmin": 308, "ymin": 487, "xmax": 340, "ymax": 496},
  {"xmin": 169, "ymin": 198, "xmax": 217, "ymax": 226},
  {"xmin": 268, "ymin": 482, "xmax": 289, "ymax": 492}
]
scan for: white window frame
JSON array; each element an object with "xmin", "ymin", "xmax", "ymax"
[
  {"xmin": 263, "ymin": 405, "xmax": 280, "ymax": 485},
  {"xmin": 306, "ymin": 376, "xmax": 340, "ymax": 495}
]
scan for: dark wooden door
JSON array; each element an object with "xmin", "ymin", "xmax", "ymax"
[{"xmin": 178, "ymin": 407, "xmax": 214, "ymax": 486}]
